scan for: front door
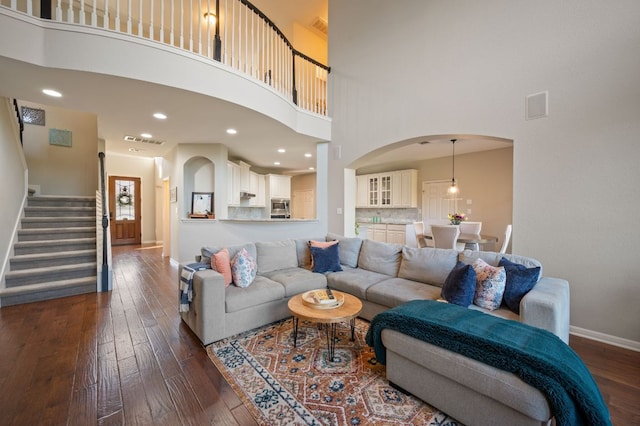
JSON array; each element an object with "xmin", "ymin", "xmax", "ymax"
[{"xmin": 109, "ymin": 176, "xmax": 141, "ymax": 246}]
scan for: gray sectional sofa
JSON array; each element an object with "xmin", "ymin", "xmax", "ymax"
[
  {"xmin": 180, "ymin": 234, "xmax": 569, "ymax": 346},
  {"xmin": 179, "ymin": 234, "xmax": 570, "ymax": 425}
]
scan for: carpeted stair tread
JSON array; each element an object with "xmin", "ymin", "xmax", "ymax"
[
  {"xmin": 0, "ymin": 277, "xmax": 96, "ymax": 306},
  {"xmin": 4, "ymin": 262, "xmax": 97, "ymax": 287},
  {"xmin": 11, "ymin": 249, "xmax": 96, "ymax": 261},
  {"xmin": 10, "ymin": 250, "xmax": 97, "ymax": 270},
  {"xmin": 24, "ymin": 206, "xmax": 96, "ymax": 217},
  {"xmin": 14, "ymin": 238, "xmax": 96, "ymax": 249},
  {"xmin": 5, "ymin": 262, "xmax": 96, "ymax": 277}
]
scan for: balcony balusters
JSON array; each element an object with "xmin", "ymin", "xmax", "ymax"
[{"xmin": 1, "ymin": 0, "xmax": 329, "ymax": 116}]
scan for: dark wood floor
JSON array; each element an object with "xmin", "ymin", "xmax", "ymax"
[{"xmin": 0, "ymin": 244, "xmax": 638, "ymax": 425}]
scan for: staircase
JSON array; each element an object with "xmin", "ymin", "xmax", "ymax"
[{"xmin": 0, "ymin": 196, "xmax": 97, "ymax": 307}]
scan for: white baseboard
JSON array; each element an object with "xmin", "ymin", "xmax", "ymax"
[
  {"xmin": 169, "ymin": 258, "xmax": 180, "ymax": 267},
  {"xmin": 570, "ymin": 326, "xmax": 640, "ymax": 352}
]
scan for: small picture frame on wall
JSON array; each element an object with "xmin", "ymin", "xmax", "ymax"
[
  {"xmin": 190, "ymin": 192, "xmax": 214, "ymax": 218},
  {"xmin": 170, "ymin": 187, "xmax": 177, "ymax": 203}
]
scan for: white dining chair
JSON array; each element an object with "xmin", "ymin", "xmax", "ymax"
[
  {"xmin": 430, "ymin": 225, "xmax": 460, "ymax": 250},
  {"xmin": 499, "ymin": 224, "xmax": 513, "ymax": 254},
  {"xmin": 458, "ymin": 221, "xmax": 482, "ymax": 251},
  {"xmin": 413, "ymin": 221, "xmax": 428, "ymax": 248}
]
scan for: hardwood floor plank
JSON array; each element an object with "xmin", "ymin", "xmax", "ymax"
[
  {"xmin": 166, "ymin": 373, "xmax": 210, "ymax": 426},
  {"xmin": 97, "ymin": 340, "xmax": 123, "ymax": 420},
  {"xmin": 121, "ymin": 370, "xmax": 154, "ymax": 424},
  {"xmin": 67, "ymin": 384, "xmax": 98, "ymax": 426}
]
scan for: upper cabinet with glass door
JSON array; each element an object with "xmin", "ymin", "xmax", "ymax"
[{"xmin": 356, "ymin": 169, "xmax": 418, "ymax": 208}]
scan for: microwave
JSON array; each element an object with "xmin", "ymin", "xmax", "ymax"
[{"xmin": 271, "ymin": 198, "xmax": 290, "ymax": 218}]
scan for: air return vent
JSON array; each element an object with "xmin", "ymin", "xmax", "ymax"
[
  {"xmin": 526, "ymin": 91, "xmax": 548, "ymax": 120},
  {"xmin": 123, "ymin": 135, "xmax": 165, "ymax": 145},
  {"xmin": 311, "ymin": 17, "xmax": 328, "ymax": 35}
]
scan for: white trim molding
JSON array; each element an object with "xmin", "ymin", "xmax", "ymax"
[{"xmin": 571, "ymin": 326, "xmax": 640, "ymax": 352}]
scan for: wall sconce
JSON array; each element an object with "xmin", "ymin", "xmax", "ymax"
[{"xmin": 203, "ymin": 12, "xmax": 216, "ymax": 26}]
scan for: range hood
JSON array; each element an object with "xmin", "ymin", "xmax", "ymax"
[{"xmin": 240, "ymin": 191, "xmax": 256, "ymax": 199}]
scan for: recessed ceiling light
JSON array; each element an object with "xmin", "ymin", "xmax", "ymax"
[
  {"xmin": 278, "ymin": 148, "xmax": 286, "ymax": 153},
  {"xmin": 309, "ymin": 167, "xmax": 315, "ymax": 170},
  {"xmin": 128, "ymin": 148, "xmax": 143, "ymax": 152},
  {"xmin": 274, "ymin": 161, "xmax": 280, "ymax": 165},
  {"xmin": 226, "ymin": 128, "xmax": 237, "ymax": 135},
  {"xmin": 42, "ymin": 89, "xmax": 62, "ymax": 97},
  {"xmin": 140, "ymin": 133, "xmax": 152, "ymax": 138},
  {"xmin": 153, "ymin": 112, "xmax": 167, "ymax": 120},
  {"xmin": 304, "ymin": 153, "xmax": 312, "ymax": 158}
]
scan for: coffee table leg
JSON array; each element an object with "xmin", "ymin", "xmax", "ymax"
[
  {"xmin": 325, "ymin": 323, "xmax": 337, "ymax": 362},
  {"xmin": 350, "ymin": 318, "xmax": 356, "ymax": 341},
  {"xmin": 292, "ymin": 316, "xmax": 299, "ymax": 347}
]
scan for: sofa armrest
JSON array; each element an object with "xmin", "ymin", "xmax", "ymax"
[
  {"xmin": 520, "ymin": 276, "xmax": 570, "ymax": 344},
  {"xmin": 179, "ymin": 267, "xmax": 226, "ymax": 346}
]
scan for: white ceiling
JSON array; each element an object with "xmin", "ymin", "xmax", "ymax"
[{"xmin": 0, "ymin": 0, "xmax": 510, "ymax": 174}]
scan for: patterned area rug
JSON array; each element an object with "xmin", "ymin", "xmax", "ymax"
[{"xmin": 207, "ymin": 318, "xmax": 462, "ymax": 425}]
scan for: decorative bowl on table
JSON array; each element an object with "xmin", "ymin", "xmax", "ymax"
[{"xmin": 301, "ymin": 289, "xmax": 344, "ymax": 309}]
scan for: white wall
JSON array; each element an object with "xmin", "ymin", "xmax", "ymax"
[
  {"xmin": 21, "ymin": 101, "xmax": 98, "ymax": 196},
  {"xmin": 328, "ymin": 0, "xmax": 640, "ymax": 345},
  {"xmin": 105, "ymin": 153, "xmax": 157, "ymax": 244},
  {"xmin": 0, "ymin": 98, "xmax": 28, "ymax": 285}
]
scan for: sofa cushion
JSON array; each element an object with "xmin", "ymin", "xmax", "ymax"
[
  {"xmin": 326, "ymin": 268, "xmax": 391, "ymax": 299},
  {"xmin": 310, "ymin": 243, "xmax": 343, "ymax": 273},
  {"xmin": 472, "ymin": 258, "xmax": 507, "ymax": 311},
  {"xmin": 255, "ymin": 240, "xmax": 298, "ymax": 274},
  {"xmin": 202, "ymin": 243, "xmax": 257, "ymax": 265},
  {"xmin": 262, "ymin": 267, "xmax": 327, "ymax": 297},
  {"xmin": 460, "ymin": 250, "xmax": 542, "ymax": 273},
  {"xmin": 358, "ymin": 239, "xmax": 403, "ymax": 277},
  {"xmin": 499, "ymin": 257, "xmax": 541, "ymax": 314},
  {"xmin": 225, "ymin": 275, "xmax": 285, "ymax": 313},
  {"xmin": 231, "ymin": 248, "xmax": 257, "ymax": 288},
  {"xmin": 367, "ymin": 278, "xmax": 443, "ymax": 308},
  {"xmin": 398, "ymin": 247, "xmax": 459, "ymax": 287},
  {"xmin": 326, "ymin": 233, "xmax": 364, "ymax": 268},
  {"xmin": 441, "ymin": 261, "xmax": 477, "ymax": 307}
]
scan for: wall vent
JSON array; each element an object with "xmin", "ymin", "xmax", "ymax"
[
  {"xmin": 526, "ymin": 91, "xmax": 548, "ymax": 120},
  {"xmin": 311, "ymin": 17, "xmax": 328, "ymax": 35},
  {"xmin": 123, "ymin": 135, "xmax": 165, "ymax": 145}
]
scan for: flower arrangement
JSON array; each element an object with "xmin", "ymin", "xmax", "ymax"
[{"xmin": 448, "ymin": 212, "xmax": 467, "ymax": 225}]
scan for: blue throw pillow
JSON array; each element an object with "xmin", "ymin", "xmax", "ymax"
[
  {"xmin": 499, "ymin": 257, "xmax": 541, "ymax": 314},
  {"xmin": 441, "ymin": 261, "xmax": 477, "ymax": 307},
  {"xmin": 310, "ymin": 243, "xmax": 343, "ymax": 273}
]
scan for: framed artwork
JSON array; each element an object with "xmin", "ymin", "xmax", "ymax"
[
  {"xmin": 170, "ymin": 187, "xmax": 177, "ymax": 203},
  {"xmin": 191, "ymin": 192, "xmax": 214, "ymax": 216}
]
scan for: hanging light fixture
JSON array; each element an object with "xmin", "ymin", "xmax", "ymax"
[{"xmin": 447, "ymin": 138, "xmax": 459, "ymax": 195}]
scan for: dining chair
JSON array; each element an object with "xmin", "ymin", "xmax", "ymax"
[
  {"xmin": 430, "ymin": 225, "xmax": 460, "ymax": 250},
  {"xmin": 413, "ymin": 221, "xmax": 428, "ymax": 248},
  {"xmin": 499, "ymin": 224, "xmax": 513, "ymax": 254},
  {"xmin": 458, "ymin": 221, "xmax": 482, "ymax": 251}
]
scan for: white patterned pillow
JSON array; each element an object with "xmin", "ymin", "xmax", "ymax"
[
  {"xmin": 231, "ymin": 248, "xmax": 257, "ymax": 288},
  {"xmin": 471, "ymin": 258, "xmax": 506, "ymax": 311}
]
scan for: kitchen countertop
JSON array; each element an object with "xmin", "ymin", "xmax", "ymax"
[
  {"xmin": 357, "ymin": 221, "xmax": 413, "ymax": 225},
  {"xmin": 221, "ymin": 218, "xmax": 319, "ymax": 223}
]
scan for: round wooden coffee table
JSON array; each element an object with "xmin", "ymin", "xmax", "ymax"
[{"xmin": 288, "ymin": 290, "xmax": 362, "ymax": 362}]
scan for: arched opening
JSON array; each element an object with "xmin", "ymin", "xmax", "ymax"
[{"xmin": 183, "ymin": 156, "xmax": 216, "ymax": 217}]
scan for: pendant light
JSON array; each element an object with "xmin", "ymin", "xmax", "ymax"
[{"xmin": 447, "ymin": 138, "xmax": 459, "ymax": 195}]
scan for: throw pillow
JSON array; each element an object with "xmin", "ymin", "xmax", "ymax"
[
  {"xmin": 310, "ymin": 243, "xmax": 343, "ymax": 273},
  {"xmin": 499, "ymin": 257, "xmax": 541, "ymax": 314},
  {"xmin": 231, "ymin": 248, "xmax": 257, "ymax": 288},
  {"xmin": 212, "ymin": 248, "xmax": 232, "ymax": 287},
  {"xmin": 471, "ymin": 258, "xmax": 506, "ymax": 311},
  {"xmin": 441, "ymin": 261, "xmax": 477, "ymax": 307},
  {"xmin": 309, "ymin": 240, "xmax": 339, "ymax": 269}
]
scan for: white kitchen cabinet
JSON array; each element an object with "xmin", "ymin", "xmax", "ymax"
[
  {"xmin": 371, "ymin": 224, "xmax": 387, "ymax": 242},
  {"xmin": 386, "ymin": 224, "xmax": 407, "ymax": 244},
  {"xmin": 356, "ymin": 169, "xmax": 418, "ymax": 208},
  {"xmin": 267, "ymin": 174, "xmax": 291, "ymax": 200},
  {"xmin": 356, "ymin": 176, "xmax": 368, "ymax": 208},
  {"xmin": 238, "ymin": 161, "xmax": 251, "ymax": 192},
  {"xmin": 249, "ymin": 172, "xmax": 266, "ymax": 206},
  {"xmin": 227, "ymin": 161, "xmax": 240, "ymax": 206}
]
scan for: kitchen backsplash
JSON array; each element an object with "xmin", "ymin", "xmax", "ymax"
[
  {"xmin": 356, "ymin": 208, "xmax": 420, "ymax": 224},
  {"xmin": 229, "ymin": 207, "xmax": 268, "ymax": 220}
]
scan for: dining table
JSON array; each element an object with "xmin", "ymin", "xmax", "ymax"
[{"xmin": 423, "ymin": 233, "xmax": 499, "ymax": 249}]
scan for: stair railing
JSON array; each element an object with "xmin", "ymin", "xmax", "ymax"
[
  {"xmin": 2, "ymin": 0, "xmax": 330, "ymax": 116},
  {"xmin": 97, "ymin": 152, "xmax": 112, "ymax": 292}
]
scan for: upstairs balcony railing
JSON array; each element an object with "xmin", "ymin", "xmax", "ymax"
[{"xmin": 2, "ymin": 0, "xmax": 330, "ymax": 116}]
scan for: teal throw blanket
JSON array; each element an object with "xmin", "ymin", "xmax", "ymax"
[{"xmin": 365, "ymin": 300, "xmax": 611, "ymax": 426}]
